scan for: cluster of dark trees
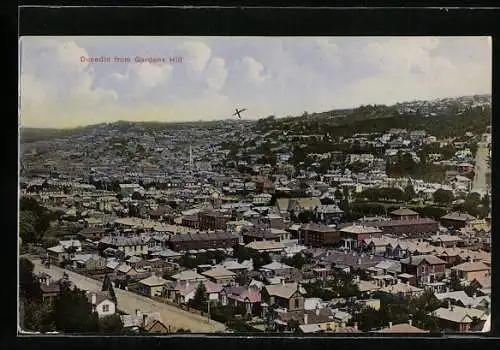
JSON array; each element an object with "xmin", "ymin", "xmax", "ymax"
[
  {"xmin": 178, "ymin": 250, "xmax": 227, "ymax": 269},
  {"xmin": 19, "ymin": 197, "xmax": 68, "ymax": 245},
  {"xmin": 280, "ymin": 252, "xmax": 313, "ymax": 270},
  {"xmin": 349, "ymin": 290, "xmax": 442, "ymax": 332},
  {"xmin": 233, "ymin": 245, "xmax": 272, "ymax": 270},
  {"xmin": 302, "ymin": 270, "xmax": 361, "ymax": 300},
  {"xmin": 19, "ymin": 258, "xmax": 123, "ymax": 334},
  {"xmin": 452, "ymin": 192, "xmax": 490, "ymax": 219}
]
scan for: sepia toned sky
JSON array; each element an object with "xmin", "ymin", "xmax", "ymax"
[{"xmin": 19, "ymin": 36, "xmax": 491, "ymax": 128}]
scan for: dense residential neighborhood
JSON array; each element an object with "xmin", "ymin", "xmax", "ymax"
[{"xmin": 19, "ymin": 95, "xmax": 491, "ymax": 334}]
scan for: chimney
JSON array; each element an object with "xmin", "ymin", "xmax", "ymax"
[
  {"xmin": 354, "ymin": 322, "xmax": 358, "ymax": 331},
  {"xmin": 408, "ymin": 319, "xmax": 412, "ymax": 326},
  {"xmin": 304, "ymin": 313, "xmax": 308, "ymax": 325},
  {"xmin": 315, "ymin": 306, "xmax": 320, "ymax": 316},
  {"xmin": 447, "ymin": 300, "xmax": 451, "ymax": 310},
  {"xmin": 91, "ymin": 293, "xmax": 96, "ymax": 305},
  {"xmin": 389, "ymin": 322, "xmax": 393, "ymax": 329}
]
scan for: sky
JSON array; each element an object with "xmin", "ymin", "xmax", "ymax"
[{"xmin": 19, "ymin": 36, "xmax": 491, "ymax": 129}]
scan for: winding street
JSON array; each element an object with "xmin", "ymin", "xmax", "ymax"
[{"xmin": 29, "ymin": 258, "xmax": 226, "ymax": 333}]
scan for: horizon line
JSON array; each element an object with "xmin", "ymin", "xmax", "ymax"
[{"xmin": 20, "ymin": 92, "xmax": 491, "ymax": 131}]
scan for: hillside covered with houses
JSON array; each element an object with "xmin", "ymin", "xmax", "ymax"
[{"xmin": 19, "ymin": 95, "xmax": 491, "ymax": 334}]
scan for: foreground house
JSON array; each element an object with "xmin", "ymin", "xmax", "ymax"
[
  {"xmin": 201, "ymin": 266, "xmax": 237, "ymax": 286},
  {"xmin": 429, "ymin": 305, "xmax": 488, "ymax": 333},
  {"xmin": 400, "ymin": 255, "xmax": 446, "ymax": 288},
  {"xmin": 121, "ymin": 310, "xmax": 170, "ymax": 333},
  {"xmin": 137, "ymin": 273, "xmax": 168, "ymax": 297},
  {"xmin": 86, "ymin": 291, "xmax": 116, "ymax": 318},
  {"xmin": 376, "ymin": 321, "xmax": 428, "ymax": 333},
  {"xmin": 220, "ymin": 285, "xmax": 261, "ymax": 315},
  {"xmin": 451, "ymin": 261, "xmax": 490, "ymax": 282},
  {"xmin": 262, "ymin": 282, "xmax": 306, "ymax": 312}
]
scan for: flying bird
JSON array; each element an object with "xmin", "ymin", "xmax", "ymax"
[{"xmin": 233, "ymin": 108, "xmax": 247, "ymax": 119}]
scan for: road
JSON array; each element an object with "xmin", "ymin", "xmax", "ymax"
[
  {"xmin": 472, "ymin": 146, "xmax": 490, "ymax": 195},
  {"xmin": 30, "ymin": 258, "xmax": 226, "ymax": 333}
]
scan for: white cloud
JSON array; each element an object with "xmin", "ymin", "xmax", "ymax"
[
  {"xmin": 234, "ymin": 56, "xmax": 270, "ymax": 84},
  {"xmin": 19, "ymin": 39, "xmax": 118, "ymax": 125},
  {"xmin": 178, "ymin": 41, "xmax": 212, "ymax": 72},
  {"xmin": 205, "ymin": 57, "xmax": 228, "ymax": 91}
]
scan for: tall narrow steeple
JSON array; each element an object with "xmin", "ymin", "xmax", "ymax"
[{"xmin": 189, "ymin": 144, "xmax": 193, "ymax": 172}]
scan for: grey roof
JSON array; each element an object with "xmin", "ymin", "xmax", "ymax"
[{"xmin": 400, "ymin": 255, "xmax": 446, "ymax": 266}]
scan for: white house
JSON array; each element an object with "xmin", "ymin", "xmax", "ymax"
[{"xmin": 87, "ymin": 291, "xmax": 116, "ymax": 318}]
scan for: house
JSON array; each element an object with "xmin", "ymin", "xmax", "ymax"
[
  {"xmin": 168, "ymin": 231, "xmax": 239, "ymax": 251},
  {"xmin": 379, "ymin": 281, "xmax": 424, "ymax": 298},
  {"xmin": 299, "ymin": 223, "xmax": 341, "ymax": 247},
  {"xmin": 245, "ymin": 240, "xmax": 286, "ymax": 253},
  {"xmin": 59, "ymin": 239, "xmax": 82, "ymax": 252},
  {"xmin": 275, "ymin": 307, "xmax": 352, "ymax": 333},
  {"xmin": 261, "ymin": 282, "xmax": 306, "ymax": 311},
  {"xmin": 71, "ymin": 253, "xmax": 106, "ymax": 270},
  {"xmin": 364, "ymin": 218, "xmax": 438, "ymax": 238},
  {"xmin": 170, "ymin": 280, "xmax": 223, "ymax": 305},
  {"xmin": 99, "ymin": 236, "xmax": 149, "ymax": 257},
  {"xmin": 37, "ymin": 274, "xmax": 61, "ymax": 303},
  {"xmin": 201, "ymin": 266, "xmax": 236, "ymax": 286},
  {"xmin": 470, "ymin": 275, "xmax": 491, "ymax": 295},
  {"xmin": 137, "ymin": 273, "xmax": 168, "ymax": 297},
  {"xmin": 170, "ymin": 269, "xmax": 208, "ymax": 284},
  {"xmin": 86, "ymin": 291, "xmax": 116, "ymax": 318},
  {"xmin": 451, "ymin": 261, "xmax": 490, "ymax": 282},
  {"xmin": 116, "ymin": 263, "xmax": 140, "ymax": 278},
  {"xmin": 429, "ymin": 305, "xmax": 488, "ymax": 332},
  {"xmin": 440, "ymin": 212, "xmax": 476, "ymax": 229},
  {"xmin": 434, "ymin": 291, "xmax": 490, "ymax": 310},
  {"xmin": 260, "ymin": 261, "xmax": 294, "ymax": 278},
  {"xmin": 400, "ymin": 255, "xmax": 446, "ymax": 288},
  {"xmin": 121, "ymin": 310, "xmax": 170, "ymax": 333},
  {"xmin": 314, "ymin": 205, "xmax": 344, "ymax": 224},
  {"xmin": 389, "ymin": 207, "xmax": 420, "ymax": 220},
  {"xmin": 46, "ymin": 245, "xmax": 71, "ymax": 265},
  {"xmin": 221, "ymin": 285, "xmax": 261, "ymax": 315},
  {"xmin": 429, "ymin": 234, "xmax": 464, "ymax": 248},
  {"xmin": 339, "ymin": 224, "xmax": 383, "ymax": 250}
]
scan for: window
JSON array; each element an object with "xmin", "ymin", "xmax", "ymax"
[
  {"xmin": 294, "ymin": 298, "xmax": 300, "ymax": 309},
  {"xmin": 103, "ymin": 304, "xmax": 110, "ymax": 313}
]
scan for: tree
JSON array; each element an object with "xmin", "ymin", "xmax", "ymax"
[
  {"xmin": 20, "ymin": 211, "xmax": 38, "ymax": 243},
  {"xmin": 53, "ymin": 284, "xmax": 100, "ymax": 333},
  {"xmin": 433, "ymin": 189, "xmax": 454, "ymax": 205},
  {"xmin": 19, "ymin": 257, "xmax": 41, "ymax": 300},
  {"xmin": 404, "ymin": 181, "xmax": 416, "ymax": 202},
  {"xmin": 132, "ymin": 192, "xmax": 143, "ymax": 200},
  {"xmin": 98, "ymin": 314, "xmax": 124, "ymax": 333},
  {"xmin": 22, "ymin": 299, "xmax": 56, "ymax": 333},
  {"xmin": 102, "ymin": 274, "xmax": 117, "ymax": 306},
  {"xmin": 449, "ymin": 272, "xmax": 463, "ymax": 292},
  {"xmin": 190, "ymin": 283, "xmax": 207, "ymax": 311}
]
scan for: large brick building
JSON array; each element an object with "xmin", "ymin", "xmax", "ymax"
[
  {"xmin": 199, "ymin": 210, "xmax": 232, "ymax": 231},
  {"xmin": 299, "ymin": 223, "xmax": 341, "ymax": 247},
  {"xmin": 168, "ymin": 231, "xmax": 239, "ymax": 251},
  {"xmin": 364, "ymin": 218, "xmax": 438, "ymax": 237}
]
